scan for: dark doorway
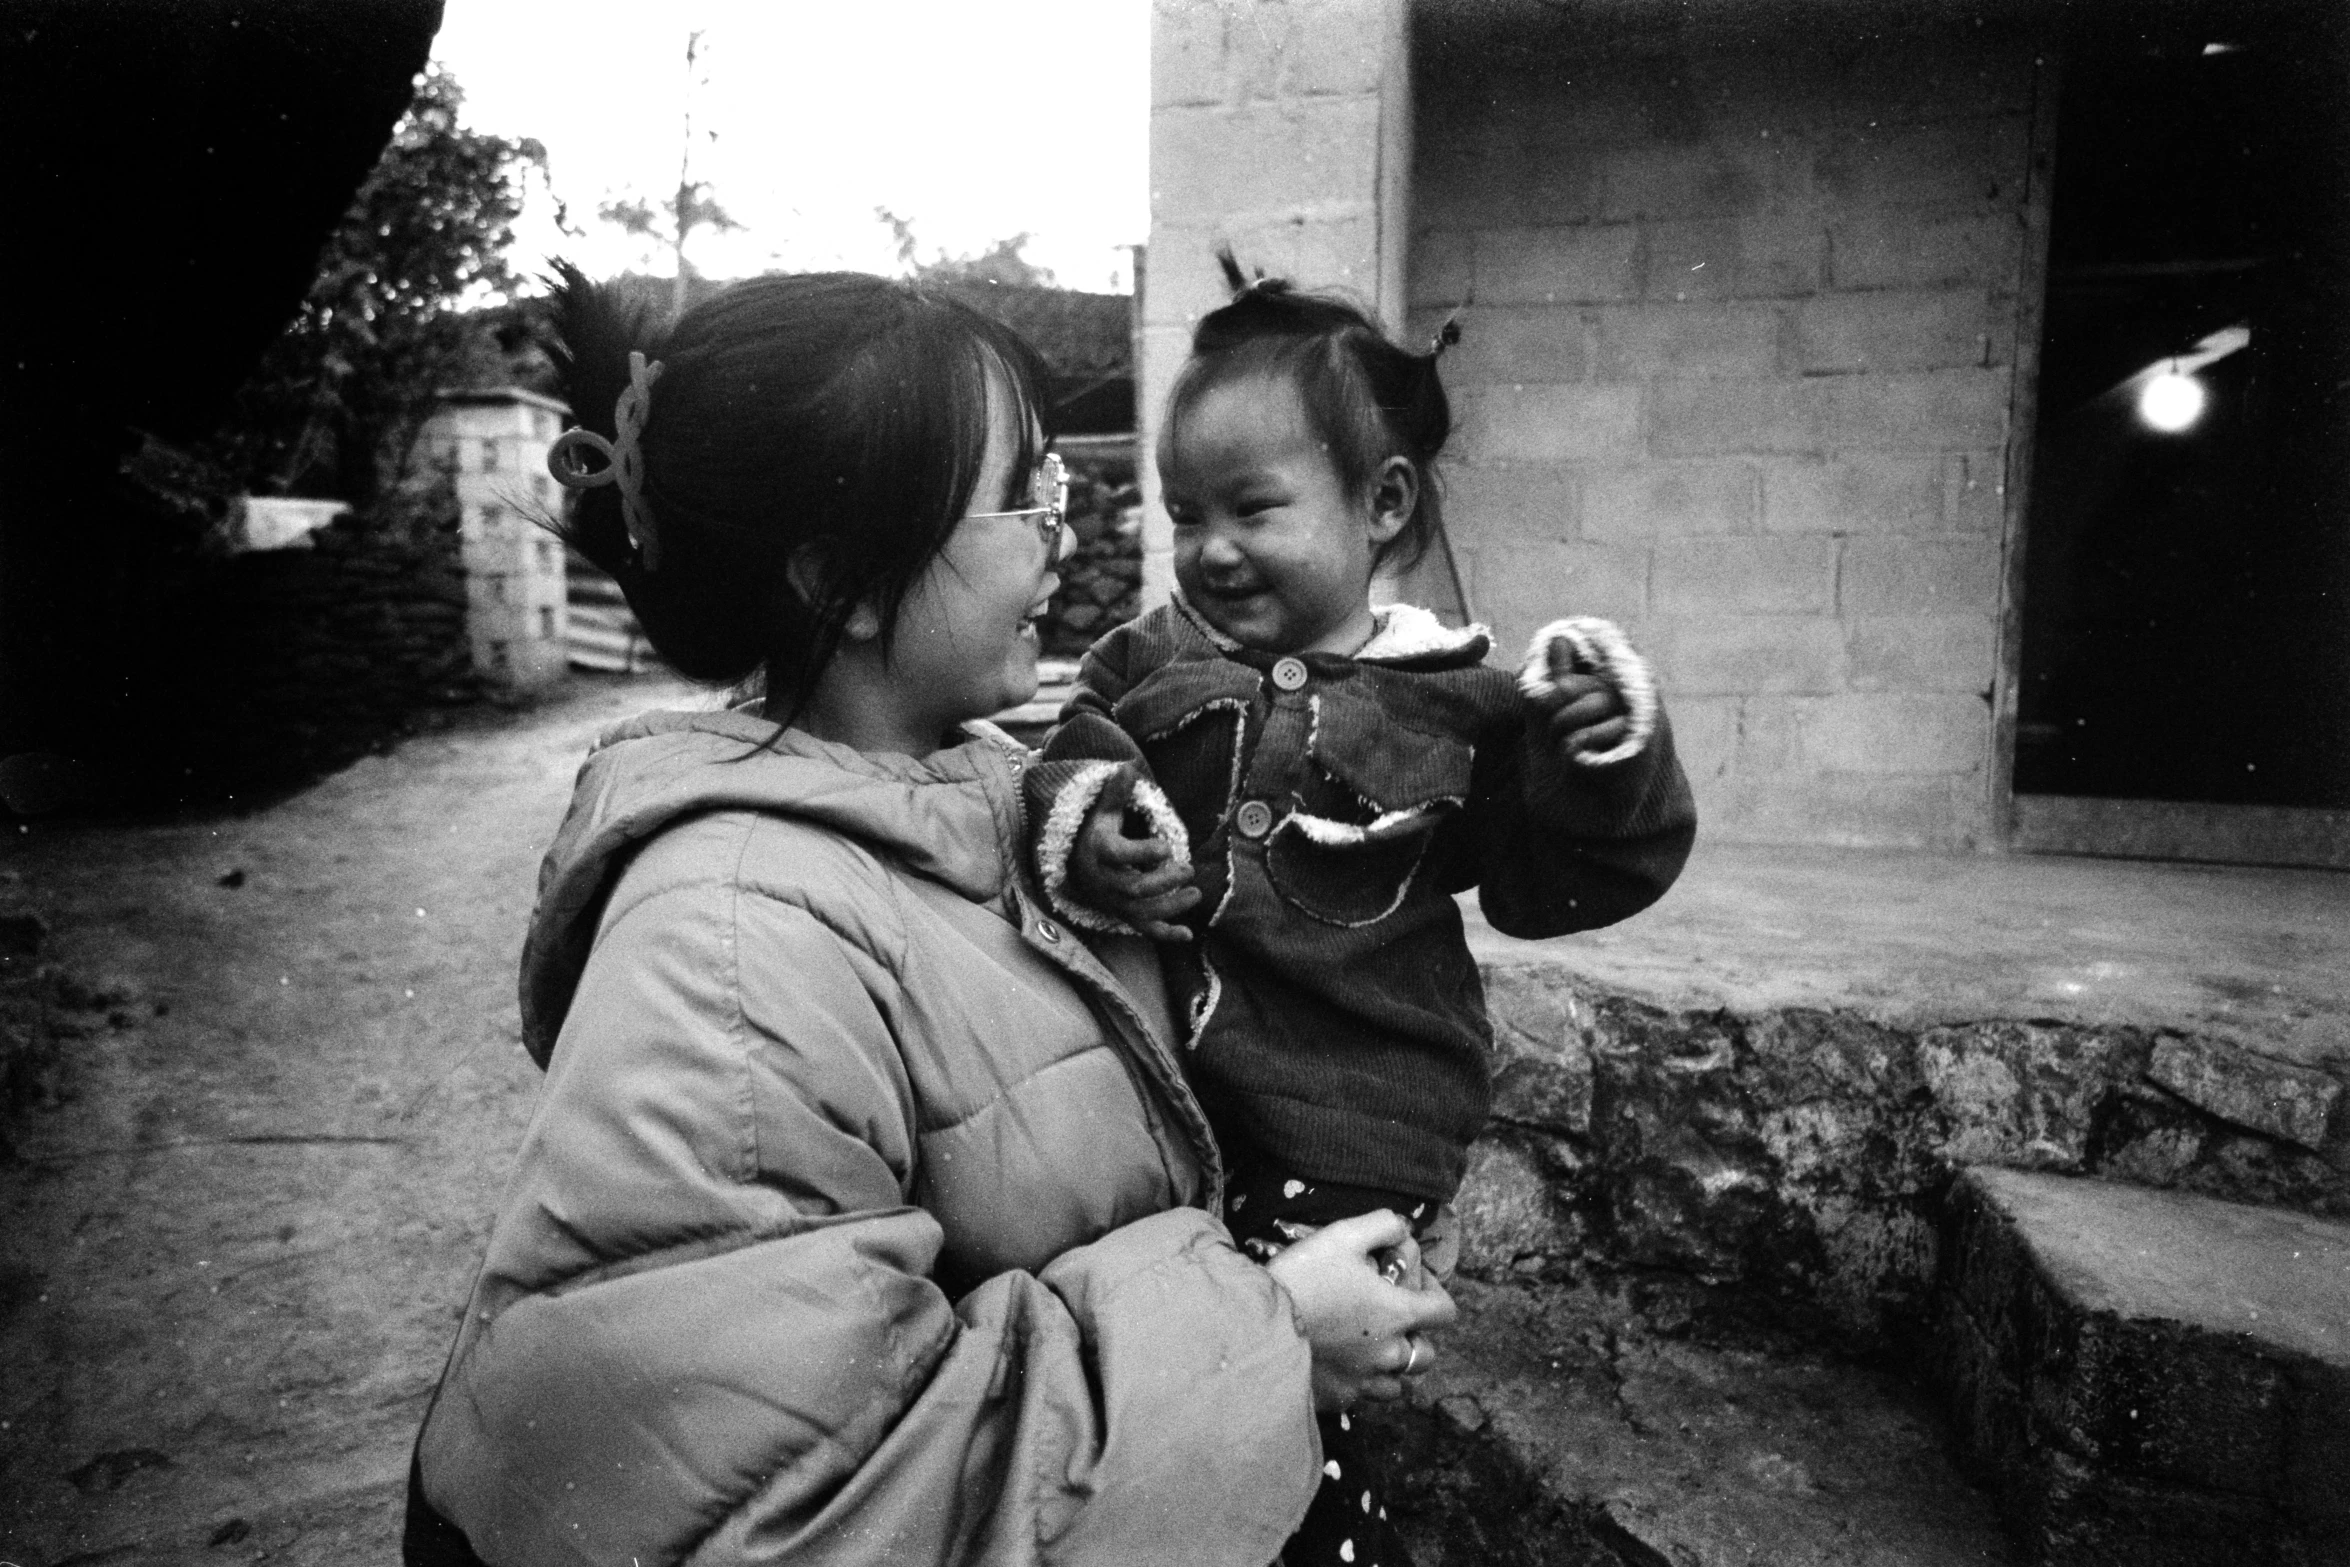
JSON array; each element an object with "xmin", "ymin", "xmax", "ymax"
[{"xmin": 2014, "ymin": 8, "xmax": 2350, "ymax": 852}]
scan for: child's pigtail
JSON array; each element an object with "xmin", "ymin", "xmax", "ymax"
[
  {"xmin": 1200, "ymin": 245, "xmax": 1315, "ymax": 355},
  {"xmin": 1378, "ymin": 320, "xmax": 1457, "ymax": 575},
  {"xmin": 1216, "ymin": 244, "xmax": 1253, "ymax": 297},
  {"xmin": 1378, "ymin": 314, "xmax": 1457, "ymax": 484}
]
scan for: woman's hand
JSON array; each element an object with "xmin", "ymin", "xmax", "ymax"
[{"xmin": 1265, "ymin": 1210, "xmax": 1458, "ymax": 1412}]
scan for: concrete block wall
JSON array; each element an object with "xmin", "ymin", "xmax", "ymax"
[
  {"xmin": 1144, "ymin": 0, "xmax": 1412, "ymax": 605},
  {"xmin": 1410, "ymin": 31, "xmax": 2048, "ymax": 848}
]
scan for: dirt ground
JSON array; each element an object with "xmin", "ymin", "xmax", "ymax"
[
  {"xmin": 0, "ymin": 674, "xmax": 704, "ymax": 1566},
  {"xmin": 14, "ymin": 665, "xmax": 2304, "ymax": 1565}
]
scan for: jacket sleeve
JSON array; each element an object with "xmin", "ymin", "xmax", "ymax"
[
  {"xmin": 417, "ymin": 880, "xmax": 1314, "ymax": 1567},
  {"xmin": 1025, "ymin": 629, "xmax": 1191, "ymax": 934},
  {"xmin": 1452, "ymin": 623, "xmax": 1698, "ymax": 938}
]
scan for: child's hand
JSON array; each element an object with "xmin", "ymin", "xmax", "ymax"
[
  {"xmin": 1524, "ymin": 639, "xmax": 1630, "ymax": 764},
  {"xmin": 1069, "ymin": 767, "xmax": 1201, "ymax": 942}
]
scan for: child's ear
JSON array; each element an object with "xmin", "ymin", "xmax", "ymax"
[
  {"xmin": 787, "ymin": 545, "xmax": 883, "ymax": 642},
  {"xmin": 1367, "ymin": 457, "xmax": 1418, "ymax": 547}
]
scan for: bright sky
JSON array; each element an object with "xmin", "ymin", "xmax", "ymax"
[{"xmin": 430, "ymin": 0, "xmax": 1149, "ymax": 295}]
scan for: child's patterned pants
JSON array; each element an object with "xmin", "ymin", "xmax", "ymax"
[{"xmin": 1223, "ymin": 1161, "xmax": 1428, "ymax": 1567}]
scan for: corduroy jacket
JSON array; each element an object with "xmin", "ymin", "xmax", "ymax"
[{"xmin": 1029, "ymin": 600, "xmax": 1697, "ymax": 1203}]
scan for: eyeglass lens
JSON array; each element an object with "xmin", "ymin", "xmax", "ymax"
[{"xmin": 1036, "ymin": 454, "xmax": 1066, "ymax": 543}]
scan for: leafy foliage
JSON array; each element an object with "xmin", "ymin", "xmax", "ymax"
[
  {"xmin": 875, "ymin": 206, "xmax": 1058, "ymax": 289},
  {"xmin": 204, "ymin": 66, "xmax": 542, "ymax": 506},
  {"xmin": 599, "ymin": 185, "xmax": 742, "ymax": 274}
]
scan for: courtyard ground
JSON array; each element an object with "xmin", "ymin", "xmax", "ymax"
[
  {"xmin": 0, "ymin": 674, "xmax": 709, "ymax": 1566},
  {"xmin": 2, "ymin": 673, "xmax": 2343, "ymax": 1565}
]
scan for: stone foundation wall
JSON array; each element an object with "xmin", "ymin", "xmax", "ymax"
[{"xmin": 1457, "ymin": 962, "xmax": 2349, "ymax": 1344}]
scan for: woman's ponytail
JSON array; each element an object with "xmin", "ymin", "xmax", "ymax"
[
  {"xmin": 546, "ymin": 263, "xmax": 661, "ymax": 592},
  {"xmin": 536, "ymin": 265, "xmax": 1050, "ymax": 713}
]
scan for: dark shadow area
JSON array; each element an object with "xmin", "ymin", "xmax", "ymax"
[
  {"xmin": 1358, "ymin": 1263, "xmax": 2015, "ymax": 1567},
  {"xmin": 2016, "ymin": 6, "xmax": 2350, "ymax": 809},
  {"xmin": 0, "ymin": 1, "xmax": 444, "ymax": 812},
  {"xmin": 1360, "ymin": 1398, "xmax": 1627, "ymax": 1567}
]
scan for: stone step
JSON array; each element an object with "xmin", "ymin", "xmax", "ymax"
[
  {"xmin": 1940, "ymin": 1167, "xmax": 2350, "ymax": 1565},
  {"xmin": 1371, "ymin": 1275, "xmax": 2018, "ymax": 1566},
  {"xmin": 1458, "ymin": 953, "xmax": 2349, "ymax": 1352},
  {"xmin": 1456, "ymin": 836, "xmax": 2350, "ymax": 1346}
]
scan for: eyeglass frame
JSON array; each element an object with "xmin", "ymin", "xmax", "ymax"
[{"xmin": 965, "ymin": 451, "xmax": 1069, "ymax": 551}]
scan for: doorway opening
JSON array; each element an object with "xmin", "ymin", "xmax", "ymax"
[{"xmin": 2011, "ymin": 10, "xmax": 2350, "ymax": 866}]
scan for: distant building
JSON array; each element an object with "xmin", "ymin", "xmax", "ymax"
[
  {"xmin": 935, "ymin": 283, "xmax": 1136, "ymax": 434},
  {"xmin": 415, "ymin": 388, "xmax": 571, "ymax": 691},
  {"xmin": 616, "ymin": 271, "xmax": 1140, "ymax": 435}
]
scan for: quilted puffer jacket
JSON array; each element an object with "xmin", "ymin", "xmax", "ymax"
[{"xmin": 409, "ymin": 708, "xmax": 1318, "ymax": 1566}]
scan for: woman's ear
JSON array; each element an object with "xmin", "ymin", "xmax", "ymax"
[
  {"xmin": 787, "ymin": 546, "xmax": 883, "ymax": 642},
  {"xmin": 1367, "ymin": 457, "xmax": 1418, "ymax": 547}
]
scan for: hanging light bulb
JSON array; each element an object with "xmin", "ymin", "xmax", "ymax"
[{"xmin": 2139, "ymin": 361, "xmax": 2207, "ymax": 433}]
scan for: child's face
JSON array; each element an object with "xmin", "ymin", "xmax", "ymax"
[{"xmin": 1161, "ymin": 374, "xmax": 1399, "ymax": 657}]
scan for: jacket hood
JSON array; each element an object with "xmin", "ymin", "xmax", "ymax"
[{"xmin": 517, "ymin": 706, "xmax": 1025, "ymax": 1066}]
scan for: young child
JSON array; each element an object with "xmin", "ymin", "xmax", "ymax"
[{"xmin": 1026, "ymin": 259, "xmax": 1696, "ymax": 1567}]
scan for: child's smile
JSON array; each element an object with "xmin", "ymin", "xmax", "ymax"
[{"xmin": 1160, "ymin": 374, "xmax": 1399, "ymax": 657}]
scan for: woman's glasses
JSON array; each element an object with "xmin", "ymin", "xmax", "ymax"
[{"xmin": 967, "ymin": 452, "xmax": 1069, "ymax": 550}]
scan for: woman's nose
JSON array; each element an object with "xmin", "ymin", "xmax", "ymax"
[{"xmin": 1052, "ymin": 521, "xmax": 1075, "ymax": 565}]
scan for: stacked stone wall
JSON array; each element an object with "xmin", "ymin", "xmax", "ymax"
[
  {"xmin": 149, "ymin": 489, "xmax": 479, "ymax": 804},
  {"xmin": 1412, "ymin": 31, "xmax": 2047, "ymax": 848},
  {"xmin": 1457, "ymin": 963, "xmax": 2349, "ymax": 1346},
  {"xmin": 1038, "ymin": 442, "xmax": 1144, "ymax": 657}
]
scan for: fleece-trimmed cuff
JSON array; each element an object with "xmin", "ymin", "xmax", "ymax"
[
  {"xmin": 1036, "ymin": 760, "xmax": 1193, "ymax": 935},
  {"xmin": 1517, "ymin": 617, "xmax": 1659, "ymax": 768}
]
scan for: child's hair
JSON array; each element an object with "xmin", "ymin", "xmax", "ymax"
[
  {"xmin": 1163, "ymin": 249, "xmax": 1460, "ymax": 572},
  {"xmin": 546, "ymin": 263, "xmax": 1049, "ymax": 721}
]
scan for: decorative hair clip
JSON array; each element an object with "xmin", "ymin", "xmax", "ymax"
[{"xmin": 547, "ymin": 350, "xmax": 666, "ymax": 570}]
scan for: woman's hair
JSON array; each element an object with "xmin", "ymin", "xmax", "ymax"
[
  {"xmin": 1163, "ymin": 249, "xmax": 1459, "ymax": 572},
  {"xmin": 546, "ymin": 264, "xmax": 1049, "ymax": 720}
]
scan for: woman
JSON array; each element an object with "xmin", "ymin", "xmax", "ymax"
[{"xmin": 402, "ymin": 267, "xmax": 1456, "ymax": 1567}]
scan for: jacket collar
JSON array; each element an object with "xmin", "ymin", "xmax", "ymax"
[
  {"xmin": 1357, "ymin": 602, "xmax": 1492, "ymax": 664},
  {"xmin": 519, "ymin": 706, "xmax": 1026, "ymax": 1064},
  {"xmin": 1170, "ymin": 591, "xmax": 1490, "ymax": 667}
]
